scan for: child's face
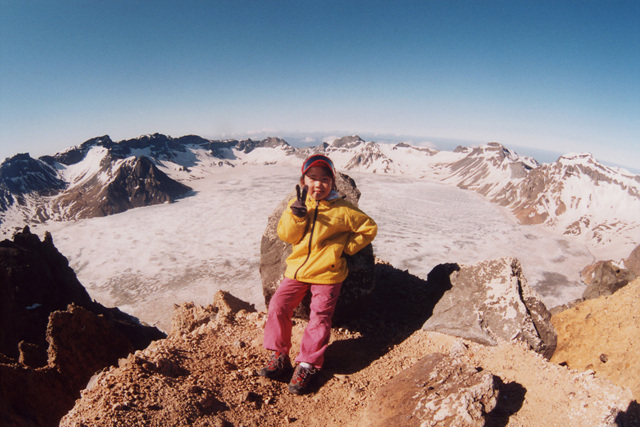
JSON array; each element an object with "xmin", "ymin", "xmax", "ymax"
[{"xmin": 302, "ymin": 166, "xmax": 334, "ymax": 200}]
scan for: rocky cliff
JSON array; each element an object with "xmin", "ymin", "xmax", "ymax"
[{"xmin": 0, "ymin": 228, "xmax": 165, "ymax": 427}]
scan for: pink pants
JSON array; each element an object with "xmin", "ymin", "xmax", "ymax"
[{"xmin": 263, "ymin": 278, "xmax": 342, "ymax": 369}]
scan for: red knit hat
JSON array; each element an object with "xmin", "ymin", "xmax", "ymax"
[{"xmin": 301, "ymin": 154, "xmax": 335, "ymax": 179}]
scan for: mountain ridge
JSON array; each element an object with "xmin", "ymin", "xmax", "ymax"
[{"xmin": 1, "ymin": 133, "xmax": 639, "ymax": 253}]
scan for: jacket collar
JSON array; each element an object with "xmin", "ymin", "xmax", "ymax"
[
  {"xmin": 325, "ymin": 190, "xmax": 340, "ymax": 201},
  {"xmin": 306, "ymin": 190, "xmax": 341, "ymax": 205}
]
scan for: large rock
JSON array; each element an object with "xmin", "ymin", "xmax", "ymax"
[
  {"xmin": 580, "ymin": 259, "xmax": 636, "ymax": 300},
  {"xmin": 0, "ymin": 227, "xmax": 165, "ymax": 426},
  {"xmin": 625, "ymin": 244, "xmax": 640, "ymax": 276},
  {"xmin": 360, "ymin": 352, "xmax": 499, "ymax": 427},
  {"xmin": 422, "ymin": 257, "xmax": 556, "ymax": 358},
  {"xmin": 259, "ymin": 172, "xmax": 376, "ymax": 324}
]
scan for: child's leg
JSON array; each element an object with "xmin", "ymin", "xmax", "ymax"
[
  {"xmin": 296, "ymin": 282, "xmax": 342, "ymax": 368},
  {"xmin": 263, "ymin": 278, "xmax": 310, "ymax": 355}
]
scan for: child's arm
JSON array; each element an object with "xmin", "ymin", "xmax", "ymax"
[
  {"xmin": 344, "ymin": 207, "xmax": 378, "ymax": 256},
  {"xmin": 277, "ymin": 199, "xmax": 308, "ymax": 244}
]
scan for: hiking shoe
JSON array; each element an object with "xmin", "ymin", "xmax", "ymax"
[
  {"xmin": 257, "ymin": 351, "xmax": 292, "ymax": 379},
  {"xmin": 288, "ymin": 364, "xmax": 318, "ymax": 395}
]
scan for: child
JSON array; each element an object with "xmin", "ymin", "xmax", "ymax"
[{"xmin": 258, "ymin": 154, "xmax": 377, "ymax": 395}]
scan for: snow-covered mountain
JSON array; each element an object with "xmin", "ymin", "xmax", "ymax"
[
  {"xmin": 424, "ymin": 143, "xmax": 640, "ymax": 249},
  {"xmin": 1, "ymin": 133, "xmax": 639, "ymax": 253},
  {"xmin": 0, "ymin": 136, "xmax": 192, "ymax": 227}
]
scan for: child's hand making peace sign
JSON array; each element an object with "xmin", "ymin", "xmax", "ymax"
[{"xmin": 290, "ymin": 185, "xmax": 308, "ymax": 217}]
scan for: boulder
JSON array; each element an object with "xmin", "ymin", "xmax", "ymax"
[
  {"xmin": 422, "ymin": 257, "xmax": 557, "ymax": 359},
  {"xmin": 259, "ymin": 172, "xmax": 376, "ymax": 324},
  {"xmin": 360, "ymin": 352, "xmax": 498, "ymax": 427},
  {"xmin": 625, "ymin": 244, "xmax": 640, "ymax": 276},
  {"xmin": 580, "ymin": 260, "xmax": 636, "ymax": 300}
]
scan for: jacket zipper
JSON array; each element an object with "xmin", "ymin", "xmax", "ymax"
[{"xmin": 294, "ymin": 199, "xmax": 320, "ymax": 280}]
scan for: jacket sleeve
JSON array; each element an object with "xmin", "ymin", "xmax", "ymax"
[
  {"xmin": 277, "ymin": 199, "xmax": 308, "ymax": 244},
  {"xmin": 344, "ymin": 206, "xmax": 378, "ymax": 256}
]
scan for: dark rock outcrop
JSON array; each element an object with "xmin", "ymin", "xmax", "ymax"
[
  {"xmin": 0, "ymin": 227, "xmax": 165, "ymax": 427},
  {"xmin": 259, "ymin": 173, "xmax": 376, "ymax": 324},
  {"xmin": 624, "ymin": 244, "xmax": 640, "ymax": 276},
  {"xmin": 360, "ymin": 352, "xmax": 499, "ymax": 427},
  {"xmin": 422, "ymin": 257, "xmax": 557, "ymax": 359},
  {"xmin": 0, "ymin": 153, "xmax": 66, "ymax": 196},
  {"xmin": 552, "ymin": 243, "xmax": 640, "ymax": 315},
  {"xmin": 0, "ymin": 227, "xmax": 94, "ymax": 358},
  {"xmin": 580, "ymin": 259, "xmax": 637, "ymax": 300},
  {"xmin": 50, "ymin": 155, "xmax": 192, "ymax": 220}
]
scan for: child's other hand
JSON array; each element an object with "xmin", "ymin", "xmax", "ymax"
[{"xmin": 290, "ymin": 185, "xmax": 308, "ymax": 217}]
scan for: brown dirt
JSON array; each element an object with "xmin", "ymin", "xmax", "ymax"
[
  {"xmin": 61, "ymin": 289, "xmax": 638, "ymax": 426},
  {"xmin": 551, "ymin": 277, "xmax": 640, "ymax": 400}
]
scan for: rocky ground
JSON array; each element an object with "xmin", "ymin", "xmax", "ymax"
[
  {"xmin": 551, "ymin": 277, "xmax": 640, "ymax": 401},
  {"xmin": 61, "ymin": 281, "xmax": 640, "ymax": 426}
]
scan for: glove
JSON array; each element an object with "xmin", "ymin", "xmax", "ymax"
[{"xmin": 290, "ymin": 185, "xmax": 308, "ymax": 217}]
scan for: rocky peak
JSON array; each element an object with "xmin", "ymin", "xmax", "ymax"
[
  {"xmin": 551, "ymin": 151, "xmax": 638, "ymax": 189},
  {"xmin": 466, "ymin": 142, "xmax": 539, "ymax": 169},
  {"xmin": 174, "ymin": 134, "xmax": 211, "ymax": 146},
  {"xmin": 392, "ymin": 142, "xmax": 437, "ymax": 155},
  {"xmin": 233, "ymin": 138, "xmax": 259, "ymax": 153},
  {"xmin": 261, "ymin": 136, "xmax": 288, "ymax": 146},
  {"xmin": 0, "ymin": 153, "xmax": 66, "ymax": 195},
  {"xmin": 233, "ymin": 137, "xmax": 294, "ymax": 155},
  {"xmin": 49, "ymin": 155, "xmax": 192, "ymax": 220},
  {"xmin": 51, "ymin": 135, "xmax": 115, "ymax": 166},
  {"xmin": 329, "ymin": 135, "xmax": 365, "ymax": 148},
  {"xmin": 448, "ymin": 143, "xmax": 538, "ymax": 179},
  {"xmin": 54, "ymin": 134, "xmax": 196, "ymax": 168},
  {"xmin": 558, "ymin": 152, "xmax": 598, "ymax": 164},
  {"xmin": 119, "ymin": 133, "xmax": 190, "ymax": 159}
]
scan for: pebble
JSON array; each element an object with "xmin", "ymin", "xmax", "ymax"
[{"xmin": 242, "ymin": 391, "xmax": 260, "ymax": 402}]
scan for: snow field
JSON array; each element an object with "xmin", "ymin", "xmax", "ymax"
[{"xmin": 32, "ymin": 164, "xmax": 595, "ymax": 331}]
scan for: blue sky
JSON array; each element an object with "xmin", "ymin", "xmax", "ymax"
[{"xmin": 1, "ymin": 1, "xmax": 639, "ymax": 170}]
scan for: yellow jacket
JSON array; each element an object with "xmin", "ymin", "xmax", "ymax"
[{"xmin": 277, "ymin": 194, "xmax": 377, "ymax": 284}]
